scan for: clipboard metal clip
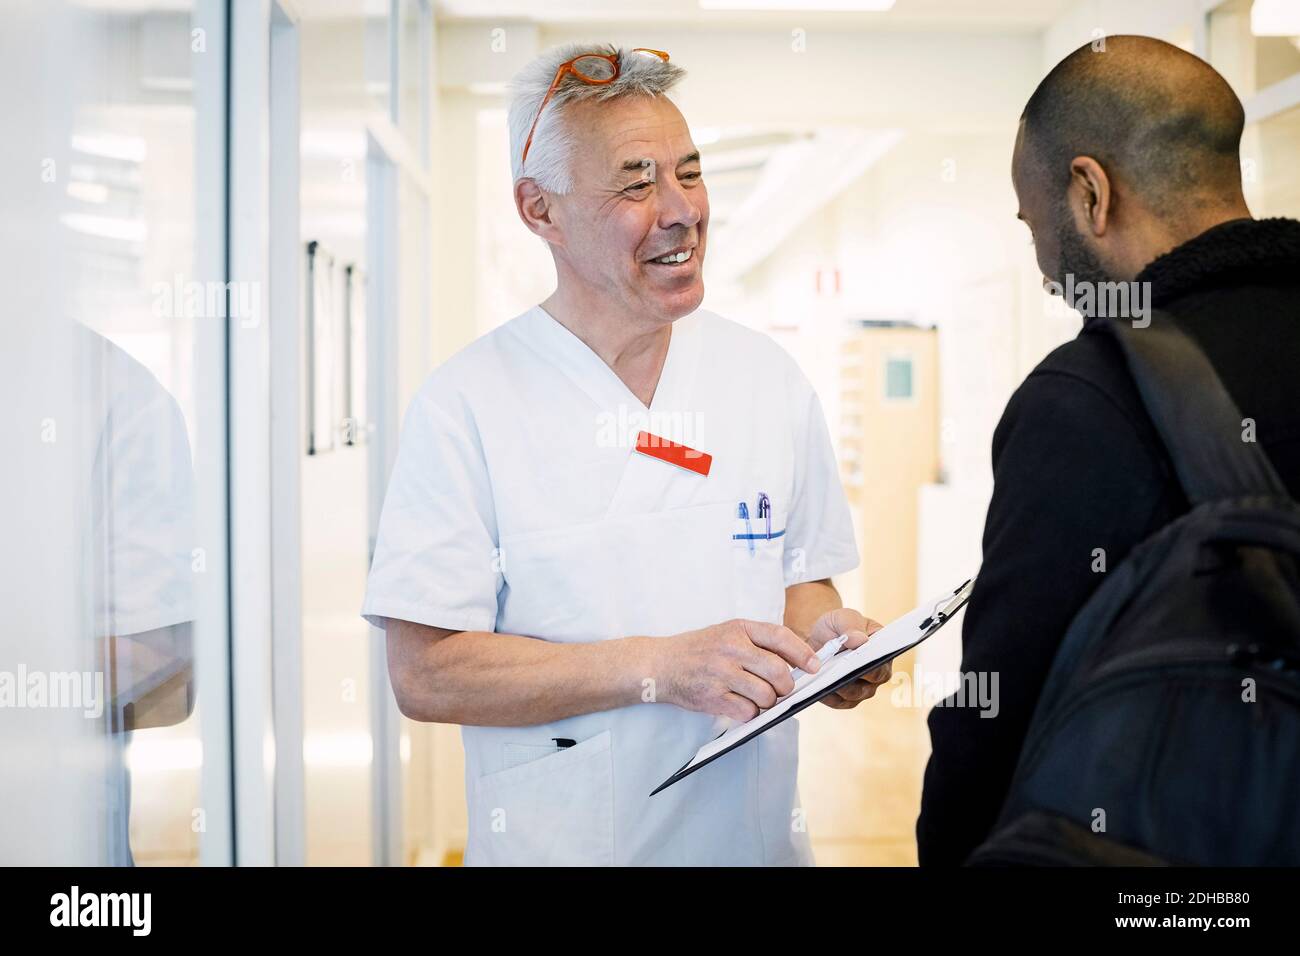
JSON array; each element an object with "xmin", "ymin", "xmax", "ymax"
[{"xmin": 919, "ymin": 578, "xmax": 974, "ymax": 631}]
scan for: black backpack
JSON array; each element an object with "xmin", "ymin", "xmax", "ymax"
[{"xmin": 968, "ymin": 311, "xmax": 1300, "ymax": 866}]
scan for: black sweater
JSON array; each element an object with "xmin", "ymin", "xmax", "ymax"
[{"xmin": 917, "ymin": 217, "xmax": 1300, "ymax": 866}]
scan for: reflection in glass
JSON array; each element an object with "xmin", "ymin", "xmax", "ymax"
[
  {"xmin": 1, "ymin": 0, "xmax": 218, "ymax": 866},
  {"xmin": 85, "ymin": 327, "xmax": 198, "ymax": 864}
]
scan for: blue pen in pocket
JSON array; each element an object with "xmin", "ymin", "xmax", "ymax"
[{"xmin": 737, "ymin": 501, "xmax": 755, "ymax": 556}]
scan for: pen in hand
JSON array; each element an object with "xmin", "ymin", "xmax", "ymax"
[{"xmin": 787, "ymin": 634, "xmax": 848, "ymax": 695}]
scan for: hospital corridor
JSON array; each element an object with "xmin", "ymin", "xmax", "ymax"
[{"xmin": 3, "ymin": 0, "xmax": 1300, "ymax": 873}]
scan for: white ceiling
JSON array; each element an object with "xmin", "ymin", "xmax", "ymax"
[
  {"xmin": 434, "ymin": 0, "xmax": 1077, "ymax": 32},
  {"xmin": 80, "ymin": 0, "xmax": 1075, "ymax": 31}
]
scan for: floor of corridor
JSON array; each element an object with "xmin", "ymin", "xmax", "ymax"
[{"xmin": 799, "ymin": 649, "xmax": 930, "ymax": 866}]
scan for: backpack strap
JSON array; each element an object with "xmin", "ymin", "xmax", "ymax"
[{"xmin": 1093, "ymin": 311, "xmax": 1287, "ymax": 505}]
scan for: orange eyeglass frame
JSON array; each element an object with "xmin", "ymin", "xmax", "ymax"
[{"xmin": 520, "ymin": 48, "xmax": 671, "ymax": 170}]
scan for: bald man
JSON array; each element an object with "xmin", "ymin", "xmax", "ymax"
[{"xmin": 918, "ymin": 36, "xmax": 1300, "ymax": 865}]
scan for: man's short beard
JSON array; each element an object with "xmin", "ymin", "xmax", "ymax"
[{"xmin": 1053, "ymin": 199, "xmax": 1115, "ymax": 309}]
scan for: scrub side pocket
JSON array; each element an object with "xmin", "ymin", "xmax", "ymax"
[{"xmin": 469, "ymin": 729, "xmax": 614, "ymax": 866}]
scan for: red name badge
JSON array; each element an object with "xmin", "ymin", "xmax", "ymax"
[{"xmin": 634, "ymin": 431, "xmax": 712, "ymax": 477}]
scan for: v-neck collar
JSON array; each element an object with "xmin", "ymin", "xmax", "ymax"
[{"xmin": 517, "ymin": 304, "xmax": 701, "ymax": 415}]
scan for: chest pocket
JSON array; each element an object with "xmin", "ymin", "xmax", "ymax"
[{"xmin": 731, "ymin": 491, "xmax": 788, "ymax": 624}]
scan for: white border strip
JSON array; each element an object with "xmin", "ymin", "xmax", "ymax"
[
  {"xmin": 193, "ymin": 0, "xmax": 235, "ymax": 868},
  {"xmin": 227, "ymin": 0, "xmax": 279, "ymax": 867},
  {"xmin": 268, "ymin": 0, "xmax": 305, "ymax": 868}
]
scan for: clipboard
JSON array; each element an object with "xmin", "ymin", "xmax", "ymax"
[{"xmin": 650, "ymin": 577, "xmax": 975, "ymax": 796}]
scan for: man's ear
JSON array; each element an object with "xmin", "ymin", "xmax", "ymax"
[
  {"xmin": 515, "ymin": 178, "xmax": 563, "ymax": 245},
  {"xmin": 1068, "ymin": 156, "xmax": 1111, "ymax": 237}
]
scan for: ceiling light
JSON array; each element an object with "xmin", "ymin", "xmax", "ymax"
[
  {"xmin": 70, "ymin": 132, "xmax": 148, "ymax": 164},
  {"xmin": 66, "ymin": 181, "xmax": 109, "ymax": 204},
  {"xmin": 1251, "ymin": 0, "xmax": 1300, "ymax": 36},
  {"xmin": 700, "ymin": 0, "xmax": 896, "ymax": 10},
  {"xmin": 60, "ymin": 213, "xmax": 148, "ymax": 243}
]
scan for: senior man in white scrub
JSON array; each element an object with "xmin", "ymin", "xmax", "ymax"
[{"xmin": 362, "ymin": 43, "xmax": 889, "ymax": 866}]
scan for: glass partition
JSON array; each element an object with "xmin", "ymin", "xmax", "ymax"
[{"xmin": 0, "ymin": 0, "xmax": 230, "ymax": 866}]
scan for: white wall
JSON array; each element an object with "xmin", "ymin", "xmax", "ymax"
[
  {"xmin": 912, "ymin": 0, "xmax": 1211, "ymax": 680},
  {"xmin": 1043, "ymin": 0, "xmax": 1202, "ymax": 65}
]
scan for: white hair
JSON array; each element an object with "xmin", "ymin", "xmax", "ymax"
[{"xmin": 507, "ymin": 42, "xmax": 686, "ymax": 194}]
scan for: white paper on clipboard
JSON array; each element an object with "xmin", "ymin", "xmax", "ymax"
[{"xmin": 651, "ymin": 578, "xmax": 974, "ymax": 795}]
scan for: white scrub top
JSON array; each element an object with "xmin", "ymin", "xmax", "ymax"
[
  {"xmin": 362, "ymin": 306, "xmax": 858, "ymax": 866},
  {"xmin": 81, "ymin": 325, "xmax": 196, "ymax": 641}
]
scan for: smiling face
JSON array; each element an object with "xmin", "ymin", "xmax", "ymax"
[{"xmin": 544, "ymin": 94, "xmax": 709, "ymax": 325}]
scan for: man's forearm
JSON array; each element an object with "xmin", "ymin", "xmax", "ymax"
[{"xmin": 386, "ymin": 619, "xmax": 661, "ymax": 727}]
